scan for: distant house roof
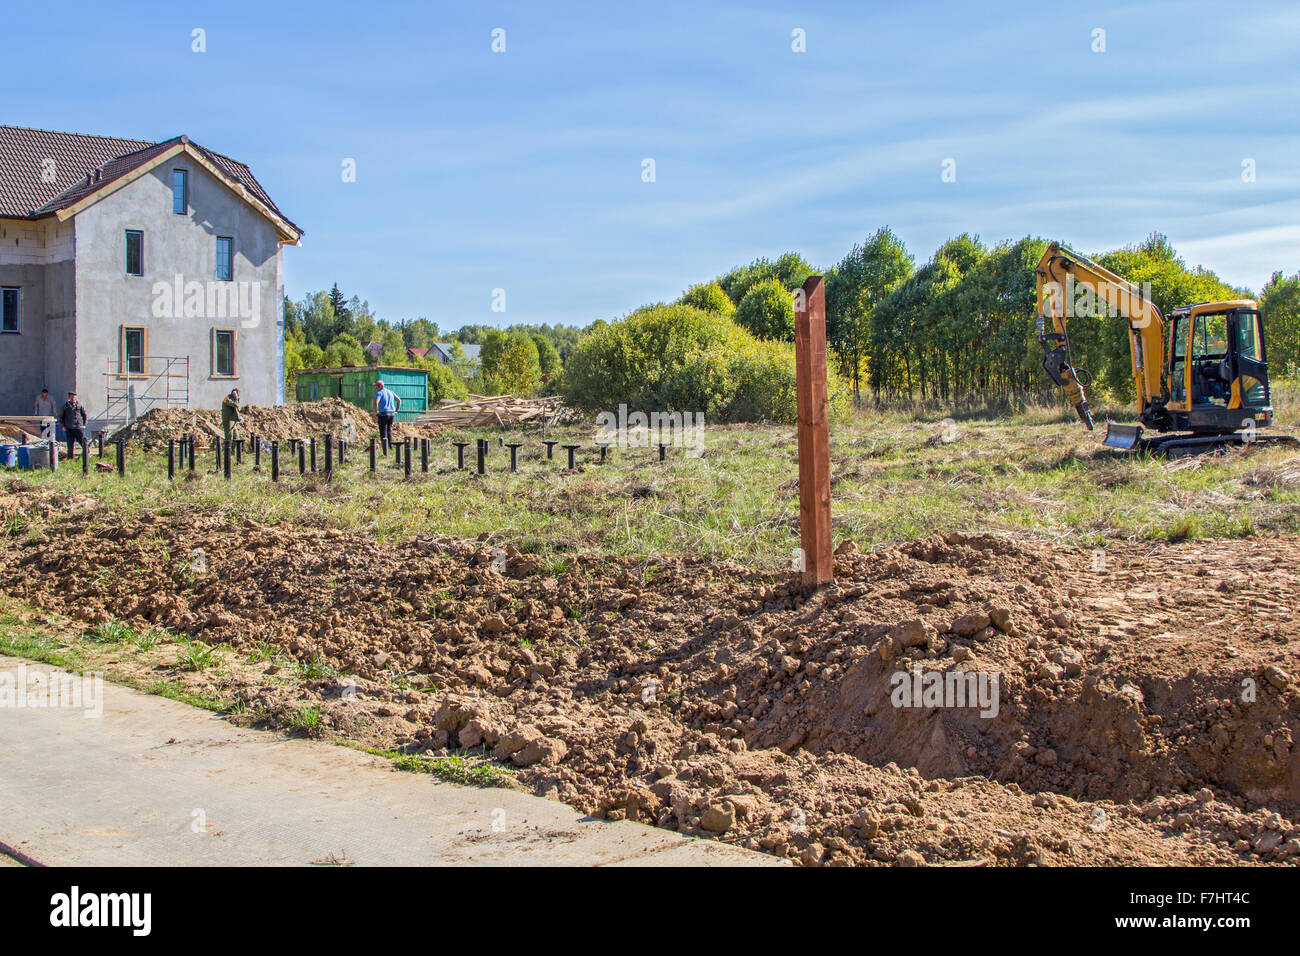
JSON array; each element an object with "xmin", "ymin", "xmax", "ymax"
[
  {"xmin": 407, "ymin": 346, "xmax": 430, "ymax": 358},
  {"xmin": 362, "ymin": 341, "xmax": 383, "ymax": 359},
  {"xmin": 0, "ymin": 125, "xmax": 301, "ymax": 242},
  {"xmin": 428, "ymin": 342, "xmax": 482, "ymax": 364}
]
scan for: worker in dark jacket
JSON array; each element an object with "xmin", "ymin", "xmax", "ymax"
[
  {"xmin": 221, "ymin": 389, "xmax": 242, "ymax": 444},
  {"xmin": 60, "ymin": 391, "xmax": 88, "ymax": 459}
]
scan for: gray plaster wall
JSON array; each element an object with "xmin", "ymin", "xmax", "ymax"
[
  {"xmin": 0, "ymin": 218, "xmax": 72, "ymax": 416},
  {"xmin": 72, "ymin": 159, "xmax": 284, "ymax": 431}
]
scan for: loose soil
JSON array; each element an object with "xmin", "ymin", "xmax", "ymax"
[
  {"xmin": 114, "ymin": 399, "xmax": 443, "ymax": 449},
  {"xmin": 2, "ymin": 481, "xmax": 1298, "ymax": 866}
]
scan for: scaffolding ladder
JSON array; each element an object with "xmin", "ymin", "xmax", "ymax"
[{"xmin": 103, "ymin": 356, "xmax": 190, "ymax": 433}]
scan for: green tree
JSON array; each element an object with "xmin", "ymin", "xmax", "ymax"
[
  {"xmin": 481, "ymin": 330, "xmax": 541, "ymax": 395},
  {"xmin": 735, "ymin": 278, "xmax": 796, "ymax": 341},
  {"xmin": 532, "ymin": 334, "xmax": 562, "ymax": 382},
  {"xmin": 826, "ymin": 227, "xmax": 913, "ymax": 400},
  {"xmin": 678, "ymin": 281, "xmax": 735, "ymax": 315},
  {"xmin": 378, "ymin": 328, "xmax": 407, "ymax": 365},
  {"xmin": 1258, "ymin": 271, "xmax": 1300, "ymax": 376},
  {"xmin": 323, "ymin": 333, "xmax": 365, "ymax": 368}
]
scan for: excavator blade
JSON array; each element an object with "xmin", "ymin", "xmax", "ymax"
[{"xmin": 1102, "ymin": 422, "xmax": 1143, "ymax": 451}]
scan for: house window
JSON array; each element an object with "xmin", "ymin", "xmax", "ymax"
[
  {"xmin": 216, "ymin": 237, "xmax": 233, "ymax": 281},
  {"xmin": 172, "ymin": 169, "xmax": 188, "ymax": 214},
  {"xmin": 213, "ymin": 329, "xmax": 236, "ymax": 377},
  {"xmin": 122, "ymin": 326, "xmax": 147, "ymax": 375},
  {"xmin": 1, "ymin": 288, "xmax": 19, "ymax": 334},
  {"xmin": 125, "ymin": 230, "xmax": 144, "ymax": 276}
]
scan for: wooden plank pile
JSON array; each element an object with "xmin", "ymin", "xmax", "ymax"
[{"xmin": 415, "ymin": 395, "xmax": 567, "ymax": 428}]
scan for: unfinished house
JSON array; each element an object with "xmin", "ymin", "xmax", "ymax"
[{"xmin": 0, "ymin": 125, "xmax": 302, "ymax": 433}]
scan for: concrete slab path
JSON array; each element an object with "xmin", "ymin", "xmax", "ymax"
[{"xmin": 0, "ymin": 656, "xmax": 779, "ymax": 867}]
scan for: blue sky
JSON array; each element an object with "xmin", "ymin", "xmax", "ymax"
[{"xmin": 5, "ymin": 0, "xmax": 1298, "ymax": 330}]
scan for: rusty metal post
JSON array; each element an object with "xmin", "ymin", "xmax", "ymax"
[{"xmin": 795, "ymin": 275, "xmax": 833, "ymax": 589}]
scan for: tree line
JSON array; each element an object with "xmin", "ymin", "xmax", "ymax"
[
  {"xmin": 675, "ymin": 231, "xmax": 1289, "ymax": 409},
  {"xmin": 281, "ymin": 283, "xmax": 581, "ymax": 400},
  {"xmin": 283, "ymin": 236, "xmax": 1300, "ymax": 413}
]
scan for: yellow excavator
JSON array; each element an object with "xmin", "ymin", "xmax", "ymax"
[{"xmin": 1035, "ymin": 241, "xmax": 1290, "ymax": 454}]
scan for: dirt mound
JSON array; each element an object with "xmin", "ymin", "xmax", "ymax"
[
  {"xmin": 2, "ymin": 493, "xmax": 1298, "ymax": 866},
  {"xmin": 116, "ymin": 399, "xmax": 443, "ymax": 449}
]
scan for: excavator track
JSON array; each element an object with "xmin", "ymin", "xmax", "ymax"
[{"xmin": 1102, "ymin": 422, "xmax": 1300, "ymax": 457}]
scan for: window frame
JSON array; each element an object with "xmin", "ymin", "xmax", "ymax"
[
  {"xmin": 212, "ymin": 327, "xmax": 237, "ymax": 378},
  {"xmin": 215, "ymin": 236, "xmax": 233, "ymax": 281},
  {"xmin": 0, "ymin": 287, "xmax": 20, "ymax": 334},
  {"xmin": 172, "ymin": 169, "xmax": 188, "ymax": 215},
  {"xmin": 125, "ymin": 229, "xmax": 144, "ymax": 276},
  {"xmin": 120, "ymin": 325, "xmax": 149, "ymax": 377}
]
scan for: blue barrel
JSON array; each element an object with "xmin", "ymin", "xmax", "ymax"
[
  {"xmin": 15, "ymin": 445, "xmax": 32, "ymax": 469},
  {"xmin": 0, "ymin": 445, "xmax": 15, "ymax": 468}
]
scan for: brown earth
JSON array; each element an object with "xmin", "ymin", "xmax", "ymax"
[
  {"xmin": 113, "ymin": 399, "xmax": 444, "ymax": 449},
  {"xmin": 2, "ymin": 483, "xmax": 1299, "ymax": 866}
]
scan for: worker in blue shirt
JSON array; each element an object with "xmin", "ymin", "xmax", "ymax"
[{"xmin": 373, "ymin": 379, "xmax": 401, "ymax": 452}]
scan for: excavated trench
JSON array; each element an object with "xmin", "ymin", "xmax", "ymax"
[{"xmin": 2, "ymin": 485, "xmax": 1298, "ymax": 864}]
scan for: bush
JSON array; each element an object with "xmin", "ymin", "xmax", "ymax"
[
  {"xmin": 735, "ymin": 277, "xmax": 796, "ymax": 341},
  {"xmin": 563, "ymin": 303, "xmax": 848, "ymax": 424},
  {"xmin": 677, "ymin": 281, "xmax": 735, "ymax": 315},
  {"xmin": 425, "ymin": 359, "xmax": 468, "ymax": 402}
]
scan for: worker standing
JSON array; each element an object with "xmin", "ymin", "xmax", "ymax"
[
  {"xmin": 374, "ymin": 379, "xmax": 401, "ymax": 451},
  {"xmin": 60, "ymin": 391, "xmax": 87, "ymax": 459},
  {"xmin": 221, "ymin": 388, "xmax": 242, "ymax": 445},
  {"xmin": 34, "ymin": 388, "xmax": 56, "ymax": 444}
]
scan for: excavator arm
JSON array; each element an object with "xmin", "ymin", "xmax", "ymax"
[{"xmin": 1035, "ymin": 242, "xmax": 1167, "ymax": 437}]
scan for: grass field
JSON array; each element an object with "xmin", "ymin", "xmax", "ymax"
[{"xmin": 11, "ymin": 387, "xmax": 1300, "ymax": 569}]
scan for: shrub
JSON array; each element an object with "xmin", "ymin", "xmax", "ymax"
[
  {"xmin": 677, "ymin": 281, "xmax": 735, "ymax": 315},
  {"xmin": 563, "ymin": 303, "xmax": 848, "ymax": 423},
  {"xmin": 735, "ymin": 277, "xmax": 796, "ymax": 341}
]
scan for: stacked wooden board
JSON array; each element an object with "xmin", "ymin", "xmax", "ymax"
[{"xmin": 414, "ymin": 395, "xmax": 567, "ymax": 428}]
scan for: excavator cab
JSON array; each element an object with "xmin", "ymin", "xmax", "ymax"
[{"xmin": 1166, "ymin": 303, "xmax": 1274, "ymax": 435}]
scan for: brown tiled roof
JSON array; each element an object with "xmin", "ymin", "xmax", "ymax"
[{"xmin": 0, "ymin": 125, "xmax": 299, "ymax": 235}]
